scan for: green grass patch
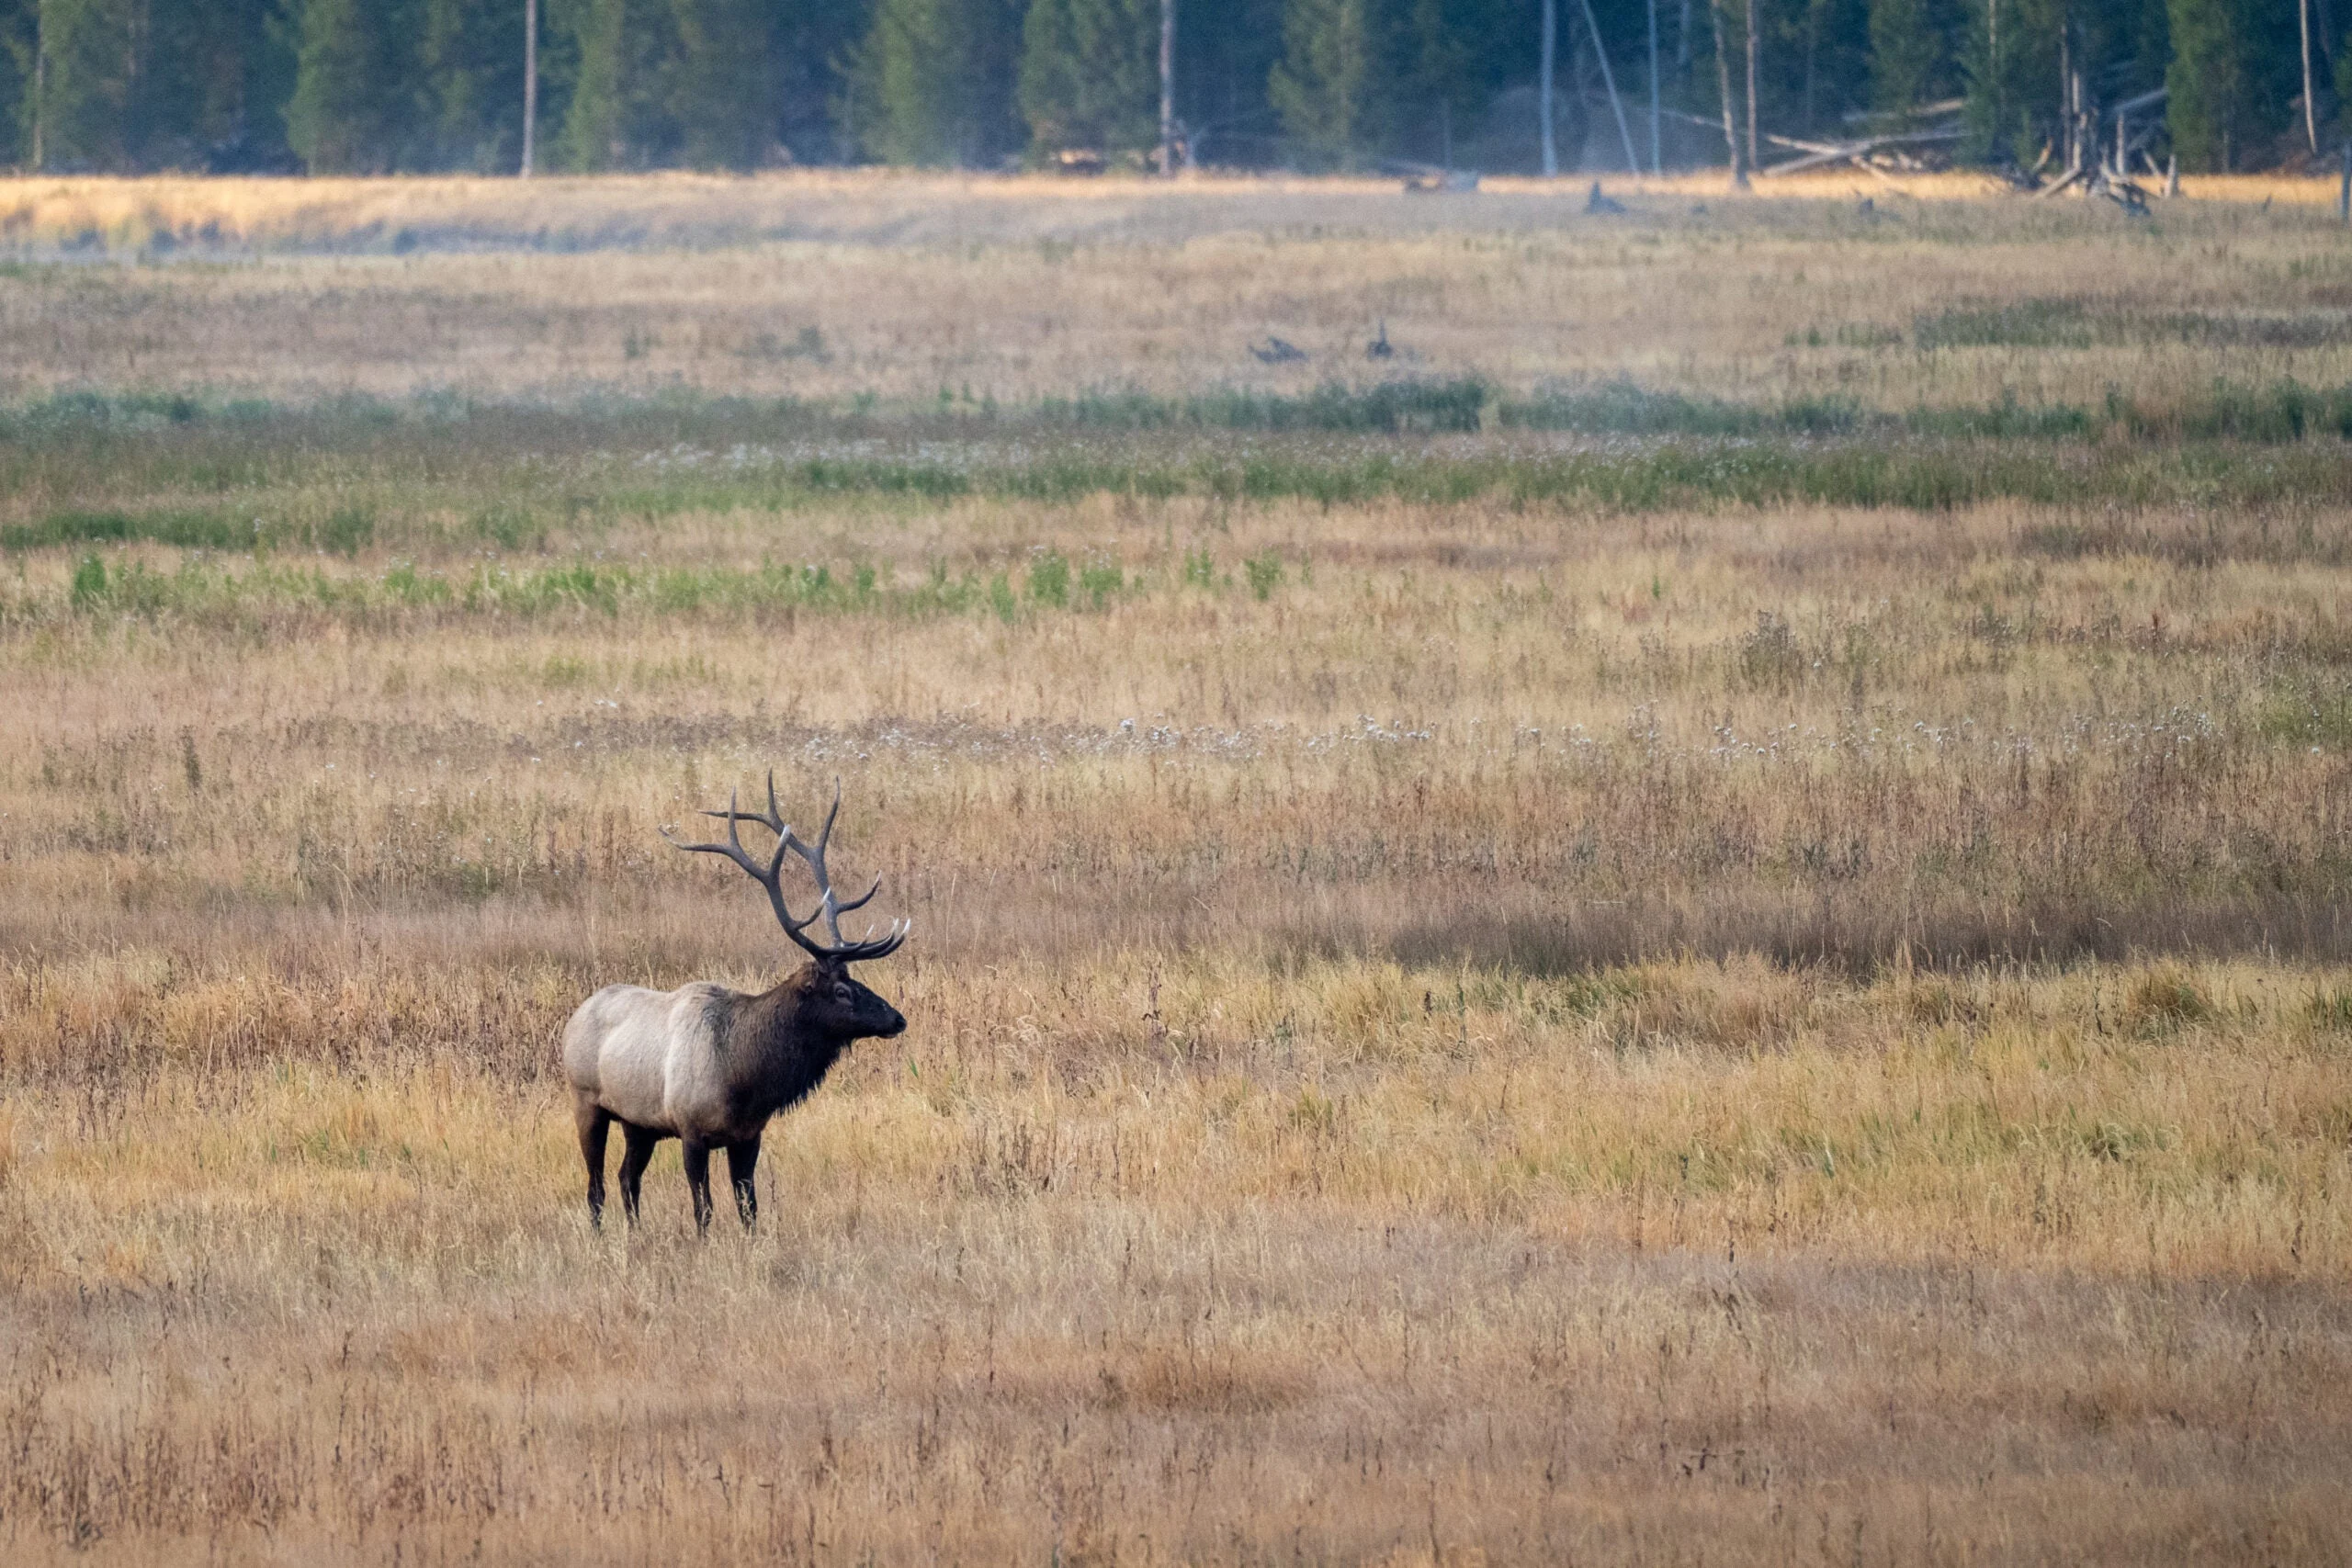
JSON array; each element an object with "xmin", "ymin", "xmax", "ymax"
[
  {"xmin": 6, "ymin": 385, "xmax": 2352, "ymax": 562},
  {"xmin": 1915, "ymin": 299, "xmax": 2098, "ymax": 351},
  {"xmin": 5, "ymin": 378, "xmax": 2352, "ymax": 461},
  {"xmin": 17, "ymin": 549, "xmax": 1144, "ymax": 629},
  {"xmin": 1050, "ymin": 378, "xmax": 1492, "ymax": 434},
  {"xmin": 2128, "ymin": 380, "xmax": 2352, "ymax": 443},
  {"xmin": 1912, "ymin": 298, "xmax": 2352, "ymax": 355},
  {"xmin": 1, "ymin": 505, "xmax": 377, "ymax": 556},
  {"xmin": 15, "ymin": 440, "xmax": 2352, "ymax": 555},
  {"xmin": 2258, "ymin": 684, "xmax": 2352, "ymax": 749},
  {"xmin": 3, "ymin": 508, "xmax": 254, "ymax": 552}
]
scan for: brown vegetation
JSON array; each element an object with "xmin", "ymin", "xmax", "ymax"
[
  {"xmin": 6, "ymin": 172, "xmax": 2352, "ymax": 412},
  {"xmin": 3, "ymin": 180, "xmax": 2350, "ymax": 1562},
  {"xmin": 0, "ymin": 168, "xmax": 2335, "ymax": 258}
]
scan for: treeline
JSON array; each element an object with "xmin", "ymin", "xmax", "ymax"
[{"xmin": 0, "ymin": 0, "xmax": 2336, "ymax": 176}]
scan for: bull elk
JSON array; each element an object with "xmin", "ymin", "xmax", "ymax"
[{"xmin": 562, "ymin": 777, "xmax": 909, "ymax": 1232}]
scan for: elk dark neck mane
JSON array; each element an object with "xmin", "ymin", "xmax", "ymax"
[{"xmin": 717, "ymin": 967, "xmax": 854, "ymax": 1119}]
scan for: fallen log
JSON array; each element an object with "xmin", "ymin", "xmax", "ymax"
[{"xmin": 1755, "ymin": 126, "xmax": 1960, "ymax": 178}]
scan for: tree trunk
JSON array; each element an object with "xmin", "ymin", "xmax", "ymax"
[
  {"xmin": 1541, "ymin": 0, "xmax": 1558, "ymax": 177},
  {"xmin": 1160, "ymin": 0, "xmax": 1177, "ymax": 175},
  {"xmin": 2058, "ymin": 27, "xmax": 2070, "ymax": 171},
  {"xmin": 2303, "ymin": 0, "xmax": 2320, "ymax": 156},
  {"xmin": 1577, "ymin": 0, "xmax": 1641, "ymax": 173},
  {"xmin": 1711, "ymin": 0, "xmax": 1745, "ymax": 188},
  {"xmin": 30, "ymin": 6, "xmax": 44, "ymax": 173},
  {"xmin": 1804, "ymin": 0, "xmax": 1819, "ymax": 135},
  {"xmin": 522, "ymin": 0, "xmax": 539, "ymax": 176},
  {"xmin": 1647, "ymin": 0, "xmax": 1661, "ymax": 173},
  {"xmin": 1982, "ymin": 0, "xmax": 1995, "ymax": 148},
  {"xmin": 1744, "ymin": 0, "xmax": 1758, "ymax": 171}
]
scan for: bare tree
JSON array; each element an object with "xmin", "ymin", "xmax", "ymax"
[
  {"xmin": 1160, "ymin": 0, "xmax": 1177, "ymax": 175},
  {"xmin": 1577, "ymin": 0, "xmax": 1642, "ymax": 173},
  {"xmin": 1745, "ymin": 0, "xmax": 1758, "ymax": 171},
  {"xmin": 521, "ymin": 0, "xmax": 538, "ymax": 177},
  {"xmin": 29, "ymin": 6, "xmax": 44, "ymax": 173},
  {"xmin": 1648, "ymin": 0, "xmax": 1662, "ymax": 174},
  {"xmin": 1711, "ymin": 0, "xmax": 1746, "ymax": 188},
  {"xmin": 1541, "ymin": 0, "xmax": 1558, "ymax": 176},
  {"xmin": 2304, "ymin": 0, "xmax": 2321, "ymax": 157}
]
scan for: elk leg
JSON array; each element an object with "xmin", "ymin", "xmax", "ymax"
[
  {"xmin": 681, "ymin": 1140, "xmax": 715, "ymax": 1234},
  {"xmin": 726, "ymin": 1137, "xmax": 762, "ymax": 1229},
  {"xmin": 575, "ymin": 1100, "xmax": 613, "ymax": 1228},
  {"xmin": 616, "ymin": 1122, "xmax": 658, "ymax": 1227}
]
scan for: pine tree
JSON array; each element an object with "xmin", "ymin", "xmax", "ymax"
[
  {"xmin": 1019, "ymin": 0, "xmax": 1160, "ymax": 154},
  {"xmin": 1268, "ymin": 0, "xmax": 1380, "ymax": 166},
  {"xmin": 2067, "ymin": 0, "xmax": 2170, "ymax": 100},
  {"xmin": 1399, "ymin": 0, "xmax": 1471, "ymax": 164},
  {"xmin": 667, "ymin": 0, "xmax": 775, "ymax": 168},
  {"xmin": 286, "ymin": 0, "xmax": 423, "ymax": 172},
  {"xmin": 849, "ymin": 0, "xmax": 1021, "ymax": 166},
  {"xmin": 0, "ymin": 0, "xmax": 29, "ymax": 166},
  {"xmin": 1865, "ymin": 0, "xmax": 1946, "ymax": 122},
  {"xmin": 421, "ymin": 0, "xmax": 526, "ymax": 170},
  {"xmin": 26, "ymin": 0, "xmax": 134, "ymax": 169},
  {"xmin": 1792, "ymin": 0, "xmax": 1874, "ymax": 138},
  {"xmin": 169, "ymin": 0, "xmax": 300, "ymax": 170},
  {"xmin": 2339, "ymin": 26, "xmax": 2352, "ymax": 134},
  {"xmin": 559, "ymin": 0, "xmax": 677, "ymax": 168},
  {"xmin": 2167, "ymin": 0, "xmax": 2292, "ymax": 170},
  {"xmin": 0, "ymin": 0, "xmax": 2334, "ymax": 178},
  {"xmin": 1959, "ymin": 0, "xmax": 2056, "ymax": 165},
  {"xmin": 1169, "ymin": 0, "xmax": 1283, "ymax": 164},
  {"xmin": 21, "ymin": 0, "xmax": 291, "ymax": 171},
  {"xmin": 775, "ymin": 0, "xmax": 869, "ymax": 163},
  {"xmin": 12, "ymin": 0, "xmax": 293, "ymax": 172}
]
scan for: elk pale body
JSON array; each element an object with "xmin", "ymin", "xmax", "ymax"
[{"xmin": 561, "ymin": 779, "xmax": 908, "ymax": 1232}]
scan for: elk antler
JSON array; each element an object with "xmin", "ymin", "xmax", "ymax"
[
  {"xmin": 665, "ymin": 773, "xmax": 909, "ymax": 964},
  {"xmin": 779, "ymin": 780, "xmax": 908, "ymax": 961}
]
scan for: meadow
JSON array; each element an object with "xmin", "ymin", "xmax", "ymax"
[{"xmin": 3, "ymin": 173, "xmax": 2351, "ymax": 1563}]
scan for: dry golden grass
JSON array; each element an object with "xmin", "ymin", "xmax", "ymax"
[
  {"xmin": 5, "ymin": 956, "xmax": 2349, "ymax": 1563},
  {"xmin": 5, "ymin": 186, "xmax": 2352, "ymax": 1562},
  {"xmin": 5, "ymin": 171, "xmax": 2352, "ymax": 412},
  {"xmin": 0, "ymin": 167, "xmax": 2333, "ymax": 255}
]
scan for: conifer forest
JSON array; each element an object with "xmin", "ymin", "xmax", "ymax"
[{"xmin": 0, "ymin": 0, "xmax": 2340, "ymax": 177}]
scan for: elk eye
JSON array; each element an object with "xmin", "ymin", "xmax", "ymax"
[{"xmin": 833, "ymin": 984, "xmax": 853, "ymax": 1001}]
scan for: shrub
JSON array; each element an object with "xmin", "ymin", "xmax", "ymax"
[
  {"xmin": 70, "ymin": 555, "xmax": 108, "ymax": 610},
  {"xmin": 1245, "ymin": 551, "xmax": 1283, "ymax": 601},
  {"xmin": 2121, "ymin": 966, "xmax": 2215, "ymax": 1033},
  {"xmin": 1027, "ymin": 549, "xmax": 1069, "ymax": 607}
]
